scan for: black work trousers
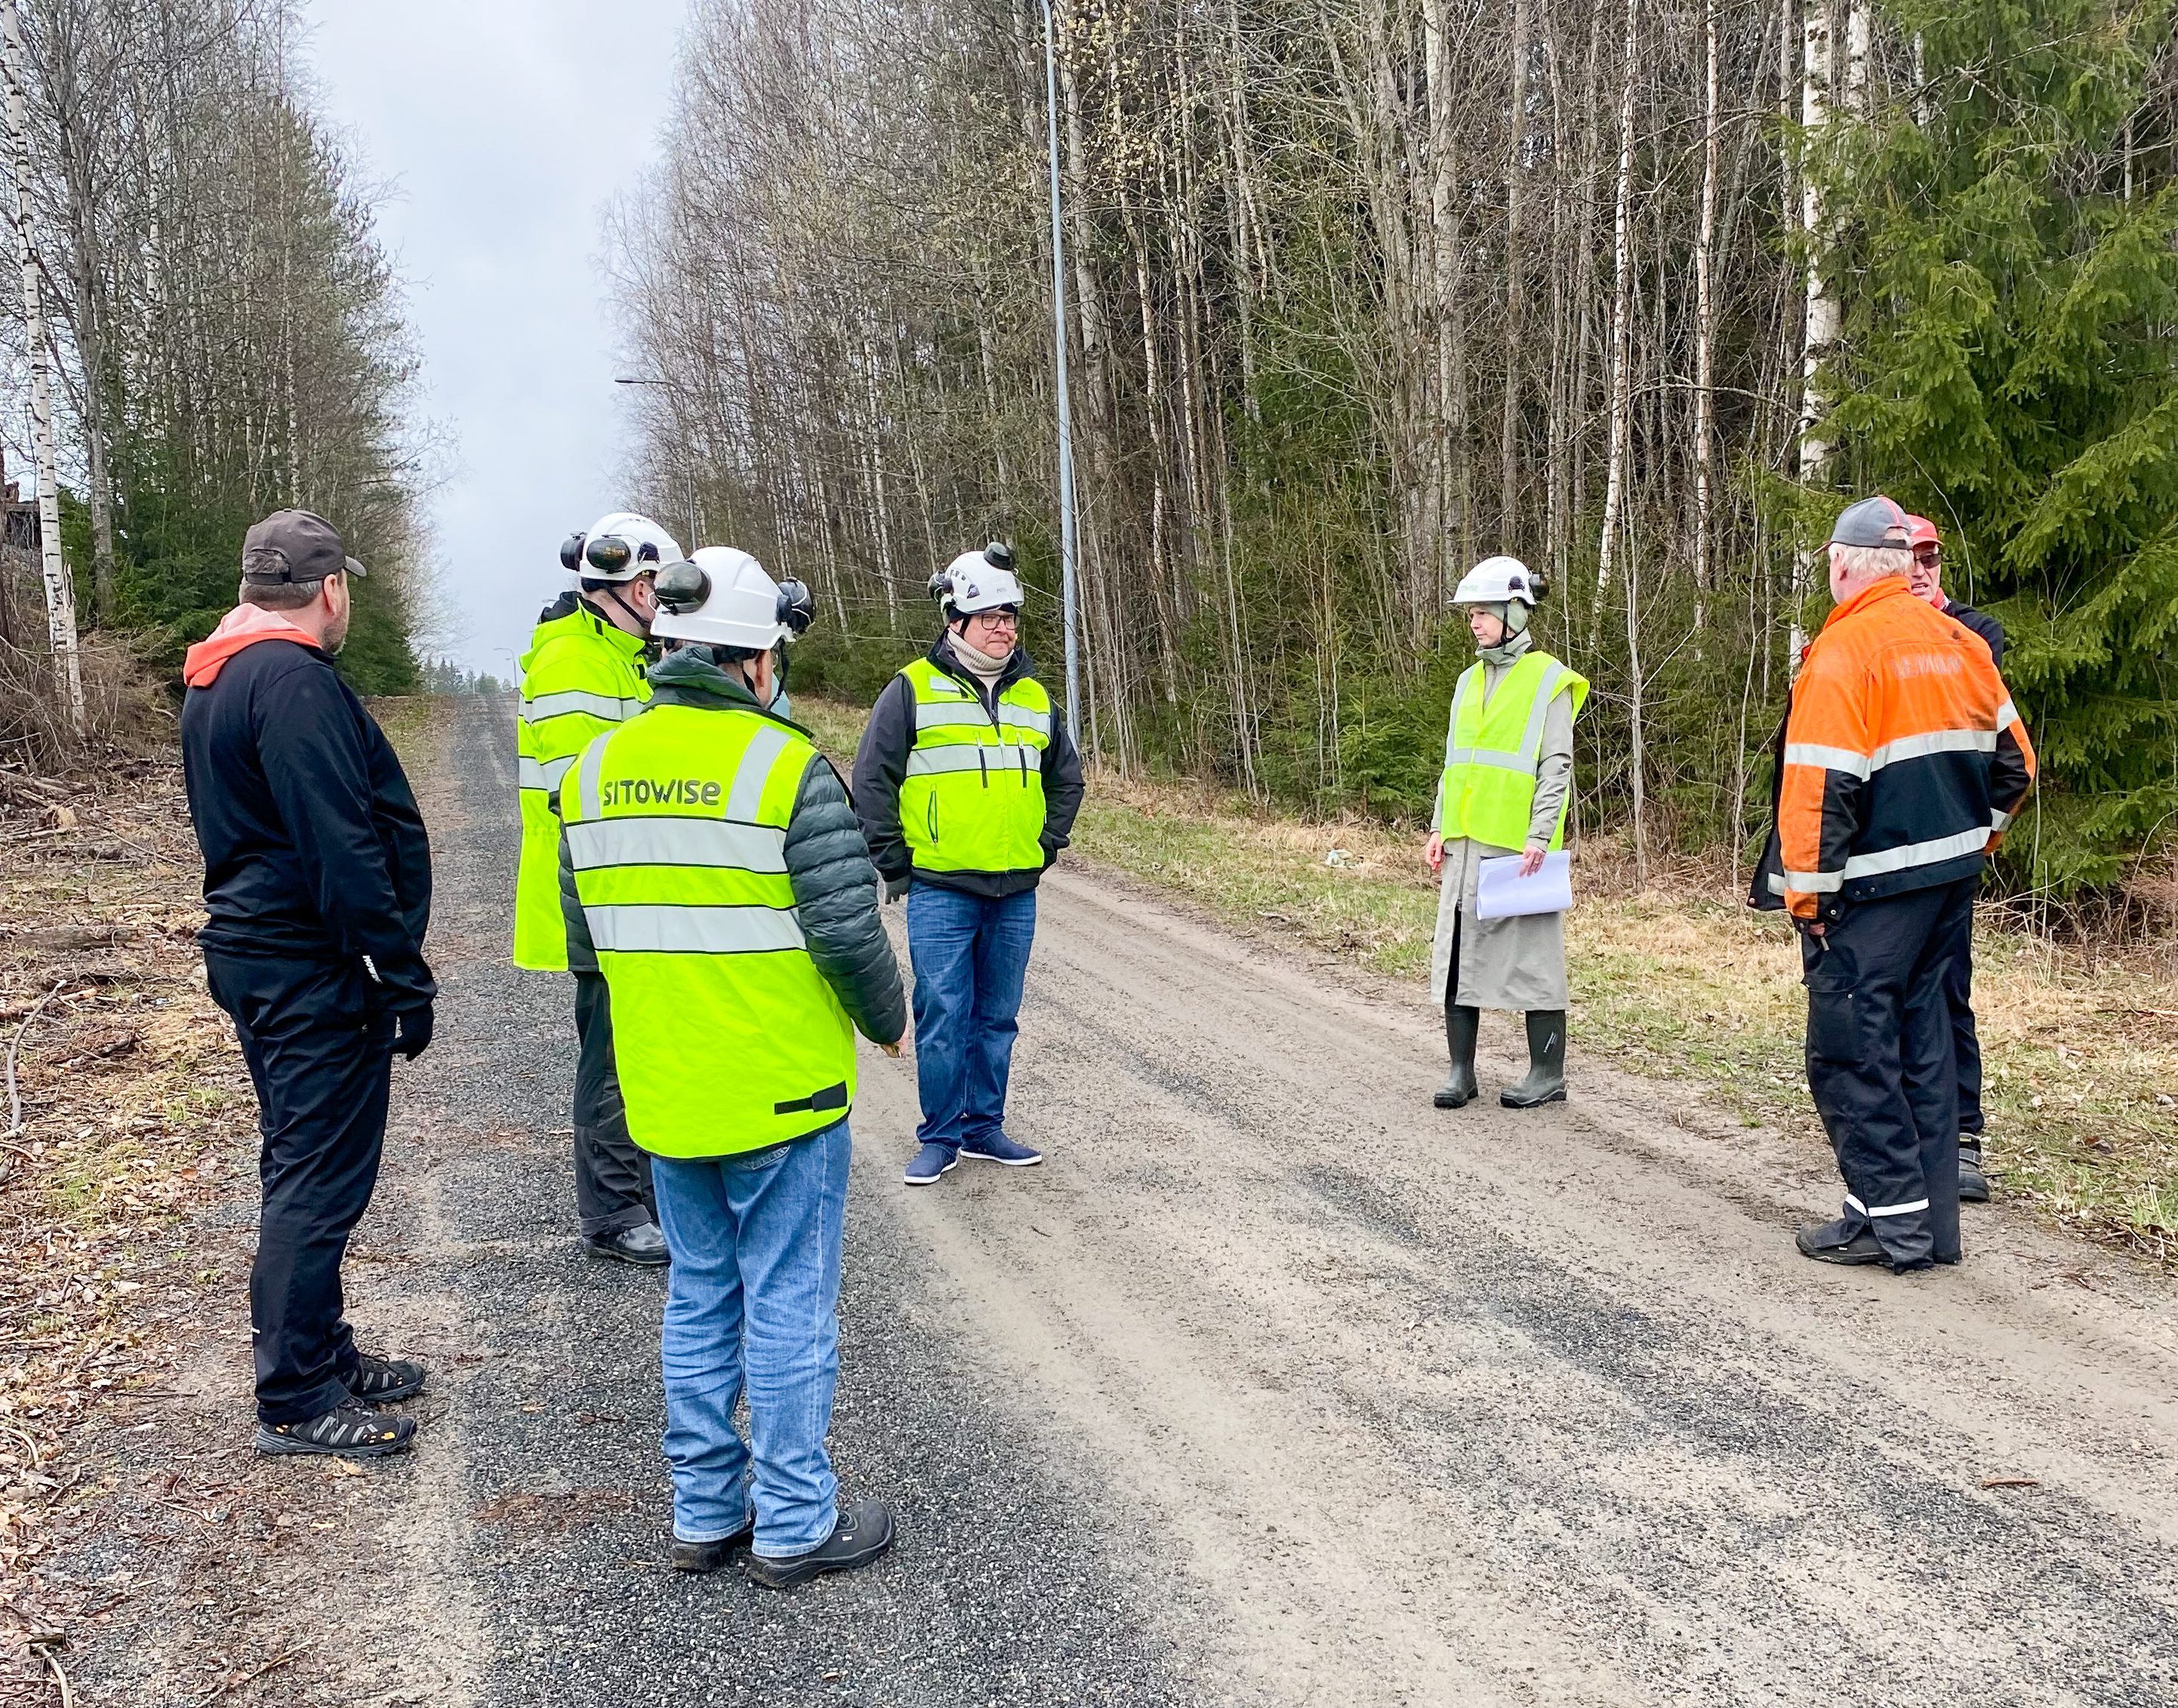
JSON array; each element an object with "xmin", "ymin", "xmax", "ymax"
[
  {"xmin": 205, "ymin": 951, "xmax": 394, "ymax": 1425},
  {"xmin": 1801, "ymin": 877, "xmax": 1973, "ymax": 1270},
  {"xmin": 1941, "ymin": 901, "xmax": 1985, "ymax": 1137},
  {"xmin": 572, "ymin": 971, "xmax": 655, "ymax": 1237}
]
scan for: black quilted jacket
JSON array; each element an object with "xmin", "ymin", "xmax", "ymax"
[{"xmin": 558, "ymin": 650, "xmax": 906, "ymax": 1048}]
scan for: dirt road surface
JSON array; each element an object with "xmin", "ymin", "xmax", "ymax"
[{"xmin": 63, "ymin": 696, "xmax": 2178, "ymax": 1706}]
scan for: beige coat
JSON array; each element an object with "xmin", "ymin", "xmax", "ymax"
[{"xmin": 1428, "ymin": 659, "xmax": 1577, "ymax": 1012}]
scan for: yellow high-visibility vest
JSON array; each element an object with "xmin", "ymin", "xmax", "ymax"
[
  {"xmin": 513, "ymin": 602, "xmax": 649, "ymax": 970},
  {"xmin": 1437, "ymin": 651, "xmax": 1589, "ymax": 850},
  {"xmin": 562, "ymin": 703, "xmax": 855, "ymax": 1156},
  {"xmin": 898, "ymin": 657, "xmax": 1052, "ymax": 878}
]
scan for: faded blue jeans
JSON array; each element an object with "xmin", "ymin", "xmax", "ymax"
[
  {"xmin": 648, "ymin": 1119, "xmax": 850, "ymax": 1559},
  {"xmin": 907, "ymin": 883, "xmax": 1037, "ymax": 1153}
]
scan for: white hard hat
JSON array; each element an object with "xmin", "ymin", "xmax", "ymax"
[
  {"xmin": 1452, "ymin": 555, "xmax": 1542, "ymax": 608},
  {"xmin": 651, "ymin": 546, "xmax": 790, "ymax": 652},
  {"xmin": 558, "ymin": 512, "xmax": 683, "ymax": 584},
  {"xmin": 929, "ymin": 543, "xmax": 1026, "ymax": 618}
]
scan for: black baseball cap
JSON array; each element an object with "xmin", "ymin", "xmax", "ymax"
[{"xmin": 241, "ymin": 509, "xmax": 366, "ymax": 583}]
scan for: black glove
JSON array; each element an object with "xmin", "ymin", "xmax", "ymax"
[
  {"xmin": 392, "ymin": 1003, "xmax": 435, "ymax": 1060},
  {"xmin": 882, "ymin": 873, "xmax": 910, "ymax": 904}
]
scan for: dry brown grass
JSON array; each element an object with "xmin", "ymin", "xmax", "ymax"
[{"xmin": 0, "ymin": 756, "xmax": 249, "ymax": 1694}]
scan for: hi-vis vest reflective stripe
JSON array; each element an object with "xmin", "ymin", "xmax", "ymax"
[
  {"xmin": 1437, "ymin": 651, "xmax": 1589, "ymax": 851},
  {"xmin": 513, "ymin": 606, "xmax": 651, "ymax": 972},
  {"xmin": 898, "ymin": 657, "xmax": 1052, "ymax": 876},
  {"xmin": 563, "ymin": 703, "xmax": 855, "ymax": 1158}
]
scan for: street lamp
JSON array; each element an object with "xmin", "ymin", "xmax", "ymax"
[
  {"xmin": 614, "ymin": 375, "xmax": 700, "ymax": 551},
  {"xmin": 1039, "ymin": 0, "xmax": 1081, "ymax": 747}
]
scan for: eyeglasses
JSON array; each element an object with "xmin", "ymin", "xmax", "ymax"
[{"xmin": 969, "ymin": 610, "xmax": 1020, "ymax": 629}]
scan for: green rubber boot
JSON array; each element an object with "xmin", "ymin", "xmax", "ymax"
[
  {"xmin": 1500, "ymin": 1010, "xmax": 1567, "ymax": 1108},
  {"xmin": 1434, "ymin": 1005, "xmax": 1481, "ymax": 1109}
]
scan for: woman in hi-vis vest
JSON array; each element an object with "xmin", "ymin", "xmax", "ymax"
[{"xmin": 1424, "ymin": 556, "xmax": 1589, "ymax": 1110}]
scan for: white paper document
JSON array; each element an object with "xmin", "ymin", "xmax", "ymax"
[{"xmin": 1474, "ymin": 849, "xmax": 1574, "ymax": 920}]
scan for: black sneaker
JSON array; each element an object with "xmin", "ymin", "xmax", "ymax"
[
  {"xmin": 586, "ymin": 1222, "xmax": 670, "ymax": 1267},
  {"xmin": 1794, "ymin": 1219, "xmax": 1888, "ymax": 1266},
  {"xmin": 741, "ymin": 1498, "xmax": 895, "ymax": 1590},
  {"xmin": 349, "ymin": 1354, "xmax": 427, "ymax": 1404},
  {"xmin": 254, "ymin": 1397, "xmax": 417, "ymax": 1458},
  {"xmin": 671, "ymin": 1517, "xmax": 756, "ymax": 1573}
]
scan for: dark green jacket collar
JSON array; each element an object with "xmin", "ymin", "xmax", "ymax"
[{"xmin": 646, "ymin": 648, "xmax": 809, "ymax": 734}]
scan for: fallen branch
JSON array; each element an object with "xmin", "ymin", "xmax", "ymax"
[
  {"xmin": 3, "ymin": 980, "xmax": 63, "ymax": 1137},
  {"xmin": 40, "ymin": 1646, "xmax": 73, "ymax": 1708},
  {"xmin": 188, "ymin": 1638, "xmax": 314, "ymax": 1708}
]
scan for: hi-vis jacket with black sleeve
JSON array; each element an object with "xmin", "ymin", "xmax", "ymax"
[
  {"xmin": 513, "ymin": 592, "xmax": 650, "ymax": 971},
  {"xmin": 1774, "ymin": 577, "xmax": 2035, "ymax": 922}
]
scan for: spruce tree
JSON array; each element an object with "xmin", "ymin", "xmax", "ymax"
[{"xmin": 1820, "ymin": 0, "xmax": 2178, "ymax": 890}]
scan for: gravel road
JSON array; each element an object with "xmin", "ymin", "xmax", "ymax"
[{"xmin": 88, "ymin": 694, "xmax": 2178, "ymax": 1706}]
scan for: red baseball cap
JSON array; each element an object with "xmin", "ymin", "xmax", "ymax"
[{"xmin": 1904, "ymin": 514, "xmax": 1942, "ymax": 550}]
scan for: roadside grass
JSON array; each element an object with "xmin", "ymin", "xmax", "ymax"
[{"xmin": 798, "ymin": 697, "xmax": 2178, "ymax": 1264}]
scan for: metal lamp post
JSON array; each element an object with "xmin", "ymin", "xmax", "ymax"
[{"xmin": 1040, "ymin": 0, "xmax": 1081, "ymax": 746}]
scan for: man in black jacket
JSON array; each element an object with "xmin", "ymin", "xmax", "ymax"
[
  {"xmin": 181, "ymin": 511, "xmax": 434, "ymax": 1459},
  {"xmin": 1906, "ymin": 513, "xmax": 2007, "ymax": 1202}
]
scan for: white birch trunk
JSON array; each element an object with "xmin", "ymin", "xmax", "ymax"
[
  {"xmin": 2, "ymin": 0, "xmax": 82, "ymax": 742},
  {"xmin": 1693, "ymin": 0, "xmax": 1721, "ymax": 633},
  {"xmin": 1597, "ymin": 0, "xmax": 1645, "ymax": 880}
]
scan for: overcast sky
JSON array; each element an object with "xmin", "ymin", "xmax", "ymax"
[{"xmin": 304, "ymin": 0, "xmax": 689, "ymax": 681}]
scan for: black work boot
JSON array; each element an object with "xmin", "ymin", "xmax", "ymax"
[
  {"xmin": 1795, "ymin": 1218, "xmax": 1887, "ymax": 1266},
  {"xmin": 585, "ymin": 1221, "xmax": 670, "ymax": 1267},
  {"xmin": 1959, "ymin": 1139, "xmax": 1990, "ymax": 1204},
  {"xmin": 741, "ymin": 1498, "xmax": 896, "ymax": 1590},
  {"xmin": 1434, "ymin": 1005, "xmax": 1481, "ymax": 1108},
  {"xmin": 671, "ymin": 1516, "xmax": 756, "ymax": 1573},
  {"xmin": 1500, "ymin": 1010, "xmax": 1567, "ymax": 1108}
]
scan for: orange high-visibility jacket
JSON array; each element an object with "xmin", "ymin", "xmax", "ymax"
[{"xmin": 1778, "ymin": 577, "xmax": 2035, "ymax": 922}]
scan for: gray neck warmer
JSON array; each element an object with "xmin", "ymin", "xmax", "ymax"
[{"xmin": 1478, "ymin": 626, "xmax": 1534, "ymax": 669}]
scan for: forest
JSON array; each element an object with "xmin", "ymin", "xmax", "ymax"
[
  {"xmin": 613, "ymin": 0, "xmax": 2178, "ymax": 901},
  {"xmin": 0, "ymin": 0, "xmax": 429, "ymax": 744}
]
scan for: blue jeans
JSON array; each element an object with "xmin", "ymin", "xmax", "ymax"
[
  {"xmin": 907, "ymin": 883, "xmax": 1037, "ymax": 1152},
  {"xmin": 648, "ymin": 1121, "xmax": 850, "ymax": 1558}
]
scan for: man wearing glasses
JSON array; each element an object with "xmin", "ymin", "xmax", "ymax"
[
  {"xmin": 513, "ymin": 512, "xmax": 680, "ymax": 1264},
  {"xmin": 1905, "ymin": 514, "xmax": 2009, "ymax": 1206},
  {"xmin": 852, "ymin": 543, "xmax": 1084, "ymax": 1187}
]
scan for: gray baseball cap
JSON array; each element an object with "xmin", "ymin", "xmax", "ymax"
[
  {"xmin": 241, "ymin": 509, "xmax": 366, "ymax": 583},
  {"xmin": 1828, "ymin": 494, "xmax": 1912, "ymax": 549}
]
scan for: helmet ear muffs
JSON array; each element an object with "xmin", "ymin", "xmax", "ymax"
[
  {"xmin": 984, "ymin": 540, "xmax": 1015, "ymax": 574},
  {"xmin": 584, "ymin": 535, "xmax": 634, "ymax": 576},
  {"xmin": 652, "ymin": 558, "xmax": 711, "ymax": 615},
  {"xmin": 775, "ymin": 577, "xmax": 814, "ymax": 637},
  {"xmin": 559, "ymin": 533, "xmax": 585, "ymax": 572}
]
